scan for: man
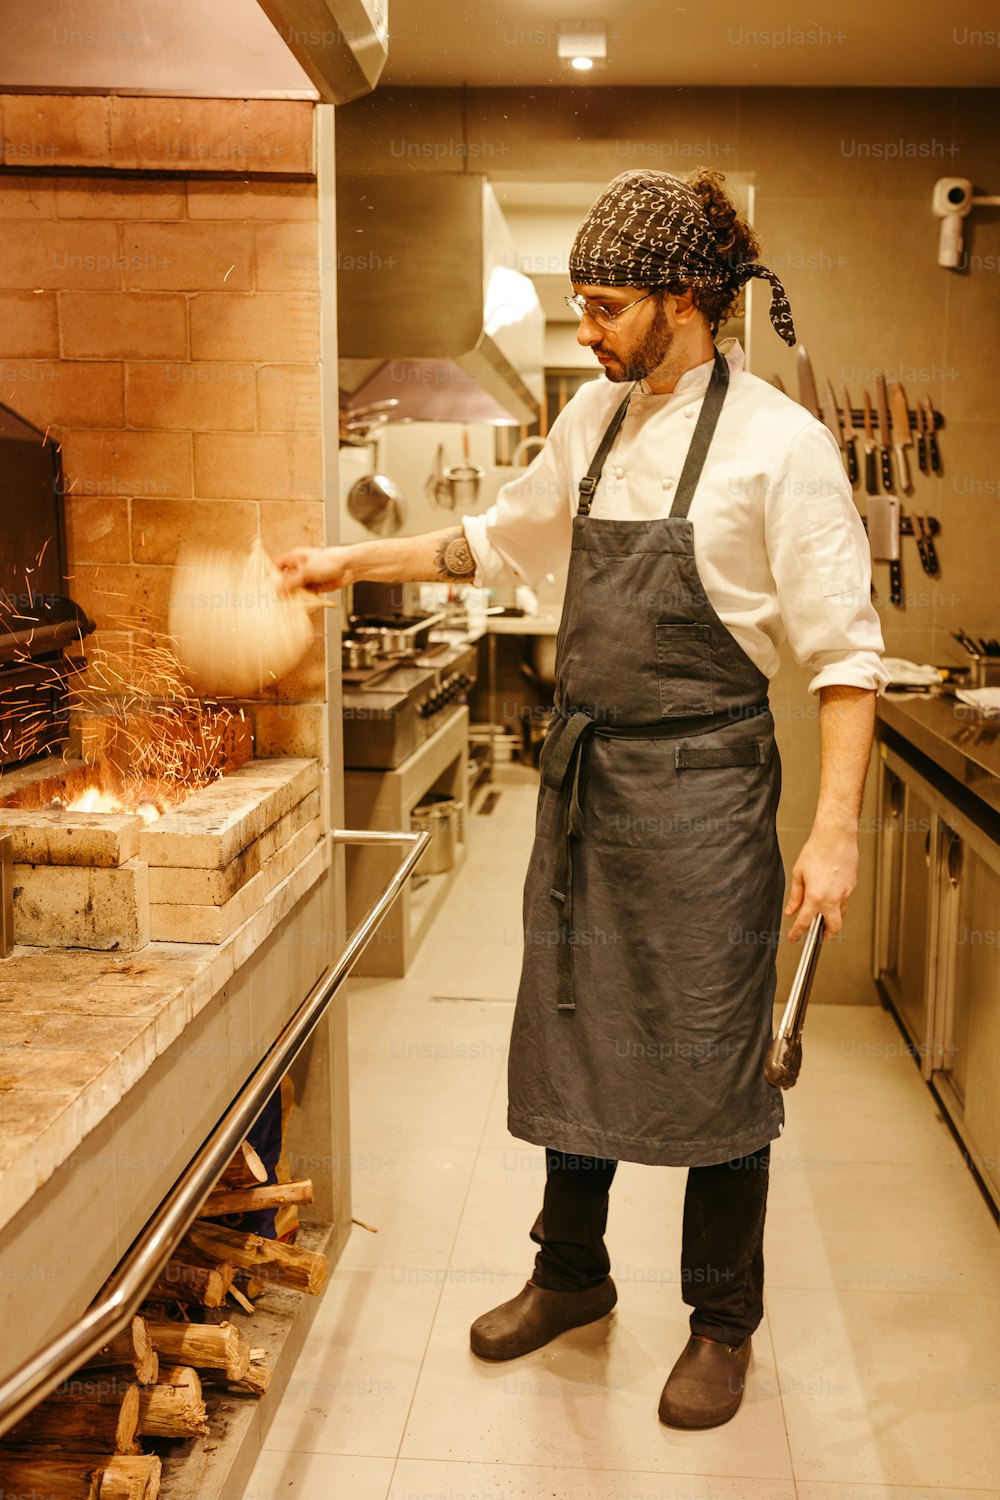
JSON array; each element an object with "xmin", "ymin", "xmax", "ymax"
[{"xmin": 277, "ymin": 169, "xmax": 886, "ymax": 1430}]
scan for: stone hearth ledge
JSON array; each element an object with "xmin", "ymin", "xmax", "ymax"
[{"xmin": 0, "ymin": 831, "xmax": 333, "ymax": 1237}]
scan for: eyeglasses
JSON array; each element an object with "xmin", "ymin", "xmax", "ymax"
[{"xmin": 564, "ymin": 289, "xmax": 655, "ymax": 330}]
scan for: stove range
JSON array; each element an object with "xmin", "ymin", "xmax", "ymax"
[{"xmin": 342, "ymin": 638, "xmax": 477, "ymax": 769}]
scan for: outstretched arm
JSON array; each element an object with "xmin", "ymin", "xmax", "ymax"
[
  {"xmin": 275, "ymin": 526, "xmax": 477, "ymax": 593},
  {"xmin": 785, "ymin": 684, "xmax": 876, "ymax": 942}
]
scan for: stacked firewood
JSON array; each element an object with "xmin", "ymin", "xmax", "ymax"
[{"xmin": 0, "ymin": 1142, "xmax": 329, "ymax": 1499}]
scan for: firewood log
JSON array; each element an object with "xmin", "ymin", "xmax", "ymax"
[
  {"xmin": 96, "ymin": 1454, "xmax": 161, "ymax": 1500},
  {"xmin": 204, "ymin": 1358, "xmax": 271, "ymax": 1397},
  {"xmin": 146, "ymin": 1258, "xmax": 232, "ymax": 1309},
  {"xmin": 217, "ymin": 1141, "xmax": 268, "ymax": 1190},
  {"xmin": 144, "ymin": 1320, "xmax": 250, "ymax": 1383},
  {"xmin": 197, "ymin": 1179, "xmax": 314, "ymax": 1218},
  {"xmin": 135, "ymin": 1367, "xmax": 207, "ymax": 1440},
  {"xmin": 2, "ymin": 1384, "xmax": 140, "ymax": 1454},
  {"xmin": 80, "ymin": 1320, "xmax": 157, "ymax": 1386},
  {"xmin": 184, "ymin": 1223, "xmax": 328, "ymax": 1295},
  {"xmin": 0, "ymin": 1451, "xmax": 101, "ymax": 1499}
]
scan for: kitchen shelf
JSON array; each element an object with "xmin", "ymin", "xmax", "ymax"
[{"xmin": 344, "ymin": 706, "xmax": 469, "ymax": 977}]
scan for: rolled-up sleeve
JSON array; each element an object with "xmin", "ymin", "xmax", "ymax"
[
  {"xmin": 765, "ymin": 421, "xmax": 889, "ymax": 696},
  {"xmin": 462, "ymin": 415, "xmax": 573, "ymax": 589}
]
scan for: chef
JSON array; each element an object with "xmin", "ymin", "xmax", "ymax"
[{"xmin": 277, "ymin": 168, "xmax": 887, "ymax": 1431}]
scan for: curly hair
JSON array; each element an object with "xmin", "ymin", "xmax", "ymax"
[{"xmin": 664, "ymin": 168, "xmax": 761, "ymax": 334}]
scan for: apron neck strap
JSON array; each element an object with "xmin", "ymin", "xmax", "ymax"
[
  {"xmin": 667, "ymin": 347, "xmax": 730, "ymax": 521},
  {"xmin": 577, "ymin": 383, "xmax": 637, "ymax": 516}
]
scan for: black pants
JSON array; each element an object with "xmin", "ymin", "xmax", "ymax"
[{"xmin": 529, "ymin": 1146, "xmax": 770, "ymax": 1345}]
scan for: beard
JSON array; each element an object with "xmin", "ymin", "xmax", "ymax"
[{"xmin": 594, "ymin": 295, "xmax": 674, "ymax": 383}]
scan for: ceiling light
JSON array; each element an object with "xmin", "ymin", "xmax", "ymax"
[{"xmin": 557, "ymin": 21, "xmax": 606, "ymax": 72}]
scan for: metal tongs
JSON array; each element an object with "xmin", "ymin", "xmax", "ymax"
[{"xmin": 764, "ymin": 914, "xmax": 825, "ymax": 1088}]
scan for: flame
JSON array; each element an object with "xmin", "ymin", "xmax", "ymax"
[{"xmin": 64, "ymin": 786, "xmax": 163, "ymax": 823}]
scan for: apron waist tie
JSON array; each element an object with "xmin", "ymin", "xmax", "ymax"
[{"xmin": 542, "ymin": 701, "xmax": 770, "ymax": 1014}]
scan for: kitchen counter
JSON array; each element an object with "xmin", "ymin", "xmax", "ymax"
[{"xmin": 876, "ymin": 691, "xmax": 1000, "ymax": 820}]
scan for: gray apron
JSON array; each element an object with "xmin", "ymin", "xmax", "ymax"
[{"xmin": 507, "ymin": 349, "xmax": 785, "ymax": 1169}]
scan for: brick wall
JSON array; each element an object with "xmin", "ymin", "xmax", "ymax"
[{"xmin": 0, "ymin": 95, "xmax": 329, "ymax": 757}]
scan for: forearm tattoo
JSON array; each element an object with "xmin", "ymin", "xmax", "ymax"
[{"xmin": 433, "ymin": 527, "xmax": 476, "ymax": 582}]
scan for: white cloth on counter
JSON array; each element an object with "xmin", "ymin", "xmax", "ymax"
[
  {"xmin": 462, "ymin": 338, "xmax": 888, "ymax": 696},
  {"xmin": 882, "ymin": 658, "xmax": 945, "ymax": 687},
  {"xmin": 954, "ymin": 687, "xmax": 1000, "ymax": 715}
]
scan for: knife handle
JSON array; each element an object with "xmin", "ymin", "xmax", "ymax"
[
  {"xmin": 845, "ymin": 438, "xmax": 858, "ymax": 487},
  {"xmin": 917, "ymin": 432, "xmax": 928, "ymax": 474},
  {"xmin": 865, "ymin": 446, "xmax": 878, "ymax": 495},
  {"xmin": 880, "ymin": 446, "xmax": 894, "ymax": 491},
  {"xmin": 927, "ymin": 426, "xmax": 941, "ymax": 474},
  {"xmin": 889, "ymin": 558, "xmax": 903, "ymax": 607},
  {"xmin": 923, "ymin": 526, "xmax": 940, "ymax": 576}
]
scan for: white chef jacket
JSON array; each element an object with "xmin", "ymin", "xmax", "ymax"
[{"xmin": 463, "ymin": 339, "xmax": 888, "ymax": 696}]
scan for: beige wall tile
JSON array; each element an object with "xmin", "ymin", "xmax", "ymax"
[
  {"xmin": 0, "ymin": 360, "xmax": 124, "ymax": 429},
  {"xmin": 189, "ymin": 292, "xmax": 320, "ymax": 361},
  {"xmin": 256, "ymin": 364, "xmax": 323, "ymax": 431},
  {"xmin": 0, "ymin": 176, "xmax": 57, "ymax": 219},
  {"xmin": 131, "ymin": 498, "xmax": 258, "ymax": 566},
  {"xmin": 243, "ymin": 100, "xmax": 315, "ymax": 176},
  {"xmin": 59, "ymin": 292, "xmax": 188, "ymax": 359},
  {"xmin": 259, "ymin": 499, "xmax": 325, "ymax": 555},
  {"xmin": 0, "ymin": 222, "xmax": 121, "ymax": 291},
  {"xmin": 54, "ymin": 177, "xmax": 186, "ymax": 220},
  {"xmin": 120, "ymin": 222, "xmax": 254, "ymax": 292},
  {"xmin": 61, "ymin": 429, "xmax": 193, "ymax": 499},
  {"xmin": 193, "ymin": 431, "xmax": 323, "ymax": 500},
  {"xmin": 126, "ymin": 361, "xmax": 256, "ymax": 432},
  {"xmin": 254, "ymin": 221, "xmax": 321, "ymax": 292},
  {"xmin": 186, "ymin": 181, "xmax": 319, "ymax": 220},
  {"xmin": 65, "ymin": 495, "xmax": 131, "ymax": 565},
  {"xmin": 109, "ymin": 97, "xmax": 246, "ymax": 172},
  {"xmin": 0, "ymin": 291, "xmax": 59, "ymax": 357},
  {"xmin": 2, "ymin": 95, "xmax": 111, "ymax": 169},
  {"xmin": 70, "ymin": 562, "xmax": 172, "ymax": 634}
]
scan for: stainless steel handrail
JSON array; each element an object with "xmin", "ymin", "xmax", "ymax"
[{"xmin": 0, "ymin": 827, "xmax": 429, "ymax": 1437}]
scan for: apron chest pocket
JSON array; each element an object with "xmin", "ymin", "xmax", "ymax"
[{"xmin": 655, "ymin": 623, "xmax": 714, "ymax": 718}]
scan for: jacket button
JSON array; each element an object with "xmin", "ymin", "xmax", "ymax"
[
  {"xmin": 684, "ymin": 409, "xmax": 695, "ymax": 418},
  {"xmin": 661, "ymin": 477, "xmax": 675, "ymax": 489}
]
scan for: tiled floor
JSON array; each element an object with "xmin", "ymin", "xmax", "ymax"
[{"xmin": 249, "ymin": 770, "xmax": 1000, "ymax": 1500}]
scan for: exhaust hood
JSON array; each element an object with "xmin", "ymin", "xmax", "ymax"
[{"xmin": 337, "ymin": 175, "xmax": 545, "ymax": 426}]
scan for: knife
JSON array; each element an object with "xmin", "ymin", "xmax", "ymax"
[
  {"xmin": 915, "ymin": 402, "xmax": 929, "ymax": 474},
  {"xmin": 862, "ymin": 390, "xmax": 878, "ymax": 495},
  {"xmin": 770, "ymin": 374, "xmax": 786, "ymax": 393},
  {"xmin": 868, "ymin": 494, "xmax": 903, "ymax": 607},
  {"xmin": 821, "ymin": 376, "xmax": 845, "ymax": 463},
  {"xmin": 922, "ymin": 397, "xmax": 941, "ymax": 473},
  {"xmin": 796, "ymin": 344, "xmax": 820, "ymax": 418},
  {"xmin": 875, "ymin": 375, "xmax": 894, "ymax": 492},
  {"xmin": 841, "ymin": 384, "xmax": 859, "ymax": 487},
  {"xmin": 888, "ymin": 381, "xmax": 914, "ymax": 493},
  {"xmin": 915, "ymin": 514, "xmax": 939, "ymax": 576}
]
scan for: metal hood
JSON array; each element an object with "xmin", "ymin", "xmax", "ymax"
[{"xmin": 337, "ymin": 175, "xmax": 545, "ymax": 426}]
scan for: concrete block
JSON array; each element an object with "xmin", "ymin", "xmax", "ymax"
[
  {"xmin": 149, "ymin": 817, "xmax": 321, "ymax": 944},
  {"xmin": 140, "ymin": 759, "xmax": 319, "ymax": 870},
  {"xmin": 148, "ymin": 788, "xmax": 321, "ymax": 905},
  {"xmin": 0, "ymin": 808, "xmax": 141, "ymax": 867},
  {"xmin": 13, "ymin": 859, "xmax": 150, "ymax": 951}
]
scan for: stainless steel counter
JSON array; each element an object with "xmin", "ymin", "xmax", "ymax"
[{"xmin": 876, "ymin": 691, "xmax": 1000, "ymax": 819}]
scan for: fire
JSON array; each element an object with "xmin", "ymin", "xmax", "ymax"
[{"xmin": 65, "ymin": 786, "xmax": 163, "ymax": 824}]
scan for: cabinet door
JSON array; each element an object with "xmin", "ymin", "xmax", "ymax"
[
  {"xmin": 874, "ymin": 761, "xmax": 936, "ymax": 1072},
  {"xmin": 934, "ymin": 826, "xmax": 1000, "ymax": 1201}
]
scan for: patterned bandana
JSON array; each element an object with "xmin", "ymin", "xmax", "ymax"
[{"xmin": 569, "ymin": 169, "xmax": 797, "ymax": 347}]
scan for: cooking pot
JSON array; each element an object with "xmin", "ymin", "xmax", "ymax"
[{"xmin": 342, "ymin": 638, "xmax": 380, "ymax": 671}]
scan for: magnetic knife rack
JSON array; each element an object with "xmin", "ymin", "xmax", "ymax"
[{"xmin": 842, "ymin": 405, "xmax": 943, "ymax": 430}]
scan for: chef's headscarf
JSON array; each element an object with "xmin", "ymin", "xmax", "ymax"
[{"xmin": 569, "ymin": 170, "xmax": 796, "ymax": 347}]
